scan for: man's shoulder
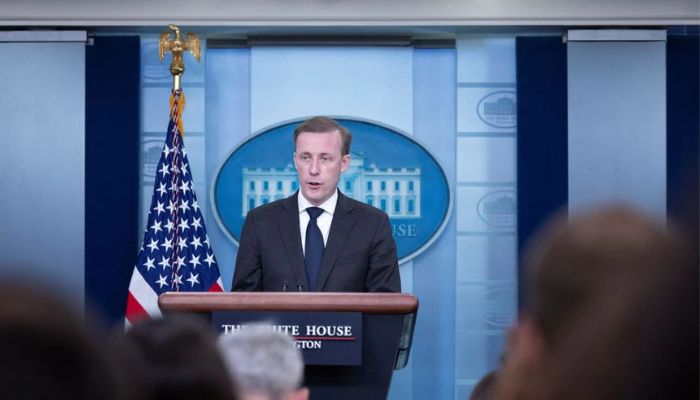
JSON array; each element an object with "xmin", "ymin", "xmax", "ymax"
[
  {"xmin": 246, "ymin": 195, "xmax": 294, "ymax": 219},
  {"xmin": 341, "ymin": 194, "xmax": 389, "ymax": 220}
]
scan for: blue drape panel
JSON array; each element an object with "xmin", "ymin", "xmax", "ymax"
[
  {"xmin": 85, "ymin": 36, "xmax": 140, "ymax": 326},
  {"xmin": 667, "ymin": 33, "xmax": 699, "ymax": 251},
  {"xmin": 515, "ymin": 37, "xmax": 568, "ymax": 308}
]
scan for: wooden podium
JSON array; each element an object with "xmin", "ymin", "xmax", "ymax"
[{"xmin": 159, "ymin": 292, "xmax": 418, "ymax": 400}]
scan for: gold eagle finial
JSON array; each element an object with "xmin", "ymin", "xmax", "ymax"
[{"xmin": 159, "ymin": 24, "xmax": 201, "ymax": 90}]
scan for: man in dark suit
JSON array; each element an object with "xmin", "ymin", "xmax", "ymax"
[{"xmin": 232, "ymin": 116, "xmax": 401, "ymax": 292}]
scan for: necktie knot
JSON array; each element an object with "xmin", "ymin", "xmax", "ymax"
[{"xmin": 306, "ymin": 207, "xmax": 324, "ymax": 220}]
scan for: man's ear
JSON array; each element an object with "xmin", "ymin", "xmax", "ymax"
[
  {"xmin": 494, "ymin": 318, "xmax": 547, "ymax": 400},
  {"xmin": 509, "ymin": 316, "xmax": 546, "ymax": 366},
  {"xmin": 287, "ymin": 387, "xmax": 310, "ymax": 400},
  {"xmin": 293, "ymin": 152, "xmax": 300, "ymax": 171},
  {"xmin": 340, "ymin": 154, "xmax": 350, "ymax": 173}
]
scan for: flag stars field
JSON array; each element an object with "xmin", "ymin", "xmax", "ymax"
[
  {"xmin": 158, "ymin": 256, "xmax": 169, "ymax": 270},
  {"xmin": 204, "ymin": 253, "xmax": 216, "ymax": 268},
  {"xmin": 192, "ymin": 217, "xmax": 202, "ymax": 230},
  {"xmin": 158, "ymin": 163, "xmax": 169, "ymax": 176},
  {"xmin": 150, "ymin": 220, "xmax": 162, "ymax": 234},
  {"xmin": 156, "ymin": 274, "xmax": 168, "ymax": 288},
  {"xmin": 187, "ymin": 272, "xmax": 199, "ymax": 287},
  {"xmin": 156, "ymin": 183, "xmax": 167, "ymax": 196},
  {"xmin": 143, "ymin": 257, "xmax": 155, "ymax": 271},
  {"xmin": 164, "ymin": 220, "xmax": 175, "ymax": 233},
  {"xmin": 146, "ymin": 238, "xmax": 159, "ymax": 252},
  {"xmin": 189, "ymin": 254, "xmax": 201, "ymax": 268},
  {"xmin": 161, "ymin": 237, "xmax": 173, "ymax": 251}
]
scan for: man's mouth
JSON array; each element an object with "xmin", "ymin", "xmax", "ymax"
[{"xmin": 307, "ymin": 182, "xmax": 321, "ymax": 189}]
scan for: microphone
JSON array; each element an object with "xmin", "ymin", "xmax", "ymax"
[
  {"xmin": 296, "ymin": 281, "xmax": 304, "ymax": 292},
  {"xmin": 281, "ymin": 281, "xmax": 288, "ymax": 292}
]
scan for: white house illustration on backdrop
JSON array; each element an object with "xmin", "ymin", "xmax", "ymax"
[{"xmin": 241, "ymin": 153, "xmax": 421, "ymax": 219}]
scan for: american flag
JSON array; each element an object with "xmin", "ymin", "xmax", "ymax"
[{"xmin": 126, "ymin": 89, "xmax": 223, "ymax": 326}]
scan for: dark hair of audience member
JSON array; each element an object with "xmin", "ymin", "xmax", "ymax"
[
  {"xmin": 0, "ymin": 282, "xmax": 124, "ymax": 400},
  {"xmin": 536, "ymin": 222, "xmax": 698, "ymax": 400},
  {"xmin": 494, "ymin": 205, "xmax": 697, "ymax": 400},
  {"xmin": 119, "ymin": 315, "xmax": 236, "ymax": 400},
  {"xmin": 524, "ymin": 206, "xmax": 686, "ymax": 347}
]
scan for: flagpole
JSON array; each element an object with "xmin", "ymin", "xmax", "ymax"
[
  {"xmin": 158, "ymin": 24, "xmax": 201, "ymax": 91},
  {"xmin": 126, "ymin": 25, "xmax": 221, "ymax": 327}
]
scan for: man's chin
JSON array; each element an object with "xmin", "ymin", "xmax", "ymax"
[{"xmin": 301, "ymin": 189, "xmax": 327, "ymax": 206}]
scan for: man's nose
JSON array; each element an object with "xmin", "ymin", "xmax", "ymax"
[{"xmin": 309, "ymin": 158, "xmax": 321, "ymax": 174}]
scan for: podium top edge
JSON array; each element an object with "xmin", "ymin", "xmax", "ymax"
[{"xmin": 159, "ymin": 292, "xmax": 419, "ymax": 314}]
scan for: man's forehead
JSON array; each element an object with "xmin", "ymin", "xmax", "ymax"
[
  {"xmin": 297, "ymin": 129, "xmax": 341, "ymax": 137},
  {"xmin": 295, "ymin": 130, "xmax": 342, "ymax": 148}
]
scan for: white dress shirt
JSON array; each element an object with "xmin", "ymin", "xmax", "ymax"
[{"xmin": 298, "ymin": 189, "xmax": 338, "ymax": 254}]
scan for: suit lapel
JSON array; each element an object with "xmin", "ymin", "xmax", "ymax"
[
  {"xmin": 316, "ymin": 192, "xmax": 356, "ymax": 291},
  {"xmin": 277, "ymin": 194, "xmax": 309, "ymax": 290}
]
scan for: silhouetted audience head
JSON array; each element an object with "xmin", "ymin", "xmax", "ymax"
[
  {"xmin": 219, "ymin": 323, "xmax": 309, "ymax": 400},
  {"xmin": 535, "ymin": 243, "xmax": 697, "ymax": 400},
  {"xmin": 121, "ymin": 315, "xmax": 236, "ymax": 400},
  {"xmin": 0, "ymin": 282, "xmax": 122, "ymax": 400},
  {"xmin": 494, "ymin": 205, "xmax": 696, "ymax": 400},
  {"xmin": 525, "ymin": 206, "xmax": 687, "ymax": 346}
]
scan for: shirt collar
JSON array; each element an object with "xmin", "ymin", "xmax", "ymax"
[{"xmin": 298, "ymin": 189, "xmax": 338, "ymax": 216}]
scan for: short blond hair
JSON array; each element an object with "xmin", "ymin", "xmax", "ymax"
[{"xmin": 294, "ymin": 116, "xmax": 352, "ymax": 155}]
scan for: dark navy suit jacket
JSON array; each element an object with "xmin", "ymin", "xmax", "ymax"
[{"xmin": 232, "ymin": 191, "xmax": 401, "ymax": 292}]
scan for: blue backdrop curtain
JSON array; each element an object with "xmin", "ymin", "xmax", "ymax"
[
  {"xmin": 515, "ymin": 36, "xmax": 568, "ymax": 308},
  {"xmin": 666, "ymin": 31, "xmax": 699, "ymax": 253},
  {"xmin": 85, "ymin": 36, "xmax": 140, "ymax": 326}
]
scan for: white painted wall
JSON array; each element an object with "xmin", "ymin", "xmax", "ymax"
[
  {"xmin": 1, "ymin": 0, "xmax": 697, "ymax": 26},
  {"xmin": 0, "ymin": 42, "xmax": 85, "ymax": 307},
  {"xmin": 568, "ymin": 41, "xmax": 667, "ymax": 220}
]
